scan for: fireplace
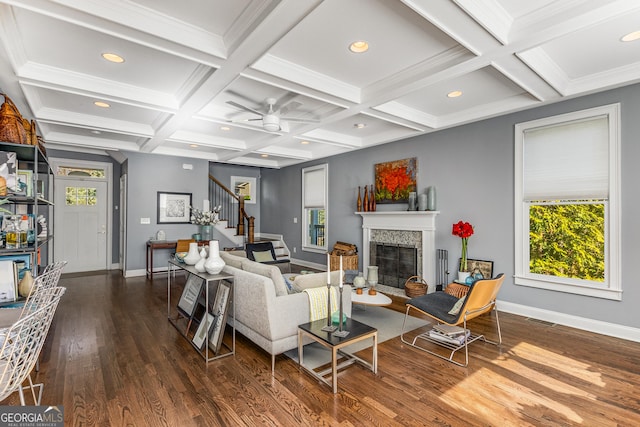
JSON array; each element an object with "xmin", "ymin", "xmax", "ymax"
[
  {"xmin": 357, "ymin": 211, "xmax": 438, "ymax": 293},
  {"xmin": 370, "ymin": 243, "xmax": 417, "ymax": 288}
]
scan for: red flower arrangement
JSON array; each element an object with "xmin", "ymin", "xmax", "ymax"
[{"xmin": 452, "ymin": 221, "xmax": 474, "ymax": 271}]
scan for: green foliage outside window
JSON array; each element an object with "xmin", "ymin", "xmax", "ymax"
[{"xmin": 529, "ymin": 203, "xmax": 605, "ymax": 282}]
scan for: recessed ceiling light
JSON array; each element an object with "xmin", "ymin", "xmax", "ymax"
[
  {"xmin": 447, "ymin": 90, "xmax": 463, "ymax": 98},
  {"xmin": 354, "ymin": 123, "xmax": 366, "ymax": 129},
  {"xmin": 349, "ymin": 41, "xmax": 369, "ymax": 53},
  {"xmin": 300, "ymin": 140, "xmax": 310, "ymax": 145},
  {"xmin": 621, "ymin": 31, "xmax": 640, "ymax": 42},
  {"xmin": 101, "ymin": 52, "xmax": 125, "ymax": 63},
  {"xmin": 220, "ymin": 126, "xmax": 231, "ymax": 131},
  {"xmin": 261, "ymin": 154, "xmax": 269, "ymax": 158},
  {"xmin": 189, "ymin": 144, "xmax": 199, "ymax": 148},
  {"xmin": 94, "ymin": 101, "xmax": 110, "ymax": 108},
  {"xmin": 90, "ymin": 130, "xmax": 101, "ymax": 135}
]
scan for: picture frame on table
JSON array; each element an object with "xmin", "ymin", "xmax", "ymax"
[
  {"xmin": 0, "ymin": 151, "xmax": 17, "ymax": 195},
  {"xmin": 209, "ymin": 280, "xmax": 232, "ymax": 354},
  {"xmin": 0, "ymin": 253, "xmax": 32, "ymax": 282},
  {"xmin": 157, "ymin": 191, "xmax": 192, "ymax": 224},
  {"xmin": 459, "ymin": 258, "xmax": 494, "ymax": 280},
  {"xmin": 17, "ymin": 170, "xmax": 33, "ymax": 196},
  {"xmin": 0, "ymin": 260, "xmax": 17, "ymax": 303},
  {"xmin": 177, "ymin": 273, "xmax": 204, "ymax": 318}
]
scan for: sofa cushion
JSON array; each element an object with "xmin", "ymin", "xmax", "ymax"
[
  {"xmin": 292, "ymin": 270, "xmax": 342, "ymax": 292},
  {"xmin": 253, "ymin": 250, "xmax": 275, "ymax": 263},
  {"xmin": 241, "ymin": 259, "xmax": 288, "ymax": 296},
  {"xmin": 220, "ymin": 251, "xmax": 243, "ymax": 269}
]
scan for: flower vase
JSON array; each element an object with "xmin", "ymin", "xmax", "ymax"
[
  {"xmin": 457, "ymin": 271, "xmax": 471, "ymax": 282},
  {"xmin": 194, "ymin": 247, "xmax": 207, "ymax": 272},
  {"xmin": 199, "ymin": 225, "xmax": 214, "ymax": 241},
  {"xmin": 204, "ymin": 240, "xmax": 225, "ymax": 275},
  {"xmin": 183, "ymin": 242, "xmax": 201, "ymax": 265}
]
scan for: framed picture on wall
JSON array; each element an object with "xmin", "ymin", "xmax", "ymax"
[
  {"xmin": 230, "ymin": 176, "xmax": 256, "ymax": 204},
  {"xmin": 374, "ymin": 157, "xmax": 417, "ymax": 204},
  {"xmin": 157, "ymin": 191, "xmax": 192, "ymax": 224}
]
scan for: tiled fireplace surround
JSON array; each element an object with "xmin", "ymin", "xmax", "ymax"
[{"xmin": 357, "ymin": 211, "xmax": 439, "ymax": 296}]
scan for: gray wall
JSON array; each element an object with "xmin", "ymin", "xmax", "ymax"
[
  {"xmin": 125, "ymin": 152, "xmax": 209, "ymax": 271},
  {"xmin": 261, "ymin": 82, "xmax": 640, "ymax": 329}
]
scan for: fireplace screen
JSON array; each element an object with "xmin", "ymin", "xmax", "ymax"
[{"xmin": 370, "ymin": 243, "xmax": 417, "ymax": 288}]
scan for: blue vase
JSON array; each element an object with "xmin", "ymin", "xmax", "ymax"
[{"xmin": 199, "ymin": 225, "xmax": 214, "ymax": 241}]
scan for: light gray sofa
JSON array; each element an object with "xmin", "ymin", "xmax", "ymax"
[{"xmin": 220, "ymin": 251, "xmax": 352, "ymax": 373}]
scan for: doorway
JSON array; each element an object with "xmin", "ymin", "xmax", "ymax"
[{"xmin": 51, "ymin": 159, "xmax": 112, "ymax": 274}]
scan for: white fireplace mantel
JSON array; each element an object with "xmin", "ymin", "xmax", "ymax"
[{"xmin": 357, "ymin": 211, "xmax": 439, "ymax": 291}]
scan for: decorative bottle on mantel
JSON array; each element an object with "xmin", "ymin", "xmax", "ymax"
[
  {"xmin": 357, "ymin": 186, "xmax": 362, "ymax": 212},
  {"xmin": 363, "ymin": 185, "xmax": 369, "ymax": 212},
  {"xmin": 370, "ymin": 185, "xmax": 376, "ymax": 211}
]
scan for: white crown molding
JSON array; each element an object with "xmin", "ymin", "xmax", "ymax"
[
  {"xmin": 563, "ymin": 62, "xmax": 640, "ymax": 96},
  {"xmin": 437, "ymin": 93, "xmax": 539, "ymax": 129},
  {"xmin": 150, "ymin": 145, "xmax": 220, "ymax": 161},
  {"xmin": 517, "ymin": 48, "xmax": 570, "ymax": 96},
  {"xmin": 44, "ymin": 132, "xmax": 140, "ymax": 152},
  {"xmin": 37, "ymin": 107, "xmax": 155, "ymax": 137},
  {"xmin": 252, "ymin": 54, "xmax": 361, "ymax": 103},
  {"xmin": 255, "ymin": 145, "xmax": 312, "ymax": 160},
  {"xmin": 498, "ymin": 300, "xmax": 640, "ymax": 343},
  {"xmin": 167, "ymin": 130, "xmax": 246, "ymax": 150},
  {"xmin": 373, "ymin": 101, "xmax": 438, "ymax": 128},
  {"xmin": 301, "ymin": 129, "xmax": 362, "ymax": 147},
  {"xmin": 453, "ymin": 0, "xmax": 513, "ymax": 44}
]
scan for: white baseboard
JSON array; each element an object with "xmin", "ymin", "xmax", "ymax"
[
  {"xmin": 497, "ymin": 300, "xmax": 640, "ymax": 343},
  {"xmin": 289, "ymin": 257, "xmax": 325, "ymax": 271}
]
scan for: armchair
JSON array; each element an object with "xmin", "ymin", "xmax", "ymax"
[
  {"xmin": 245, "ymin": 241, "xmax": 291, "ymax": 273},
  {"xmin": 401, "ymin": 273, "xmax": 504, "ymax": 366}
]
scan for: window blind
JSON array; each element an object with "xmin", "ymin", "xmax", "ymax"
[
  {"xmin": 523, "ymin": 116, "xmax": 609, "ymax": 201},
  {"xmin": 303, "ymin": 167, "xmax": 326, "ymax": 207}
]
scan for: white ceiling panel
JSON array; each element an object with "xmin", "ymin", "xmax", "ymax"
[{"xmin": 0, "ymin": 0, "xmax": 638, "ymax": 168}]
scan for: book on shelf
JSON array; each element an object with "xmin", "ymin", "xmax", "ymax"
[{"xmin": 428, "ymin": 328, "xmax": 470, "ymax": 345}]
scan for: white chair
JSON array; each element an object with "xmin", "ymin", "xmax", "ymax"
[{"xmin": 0, "ymin": 286, "xmax": 65, "ymax": 405}]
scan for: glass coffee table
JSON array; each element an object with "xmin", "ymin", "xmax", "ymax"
[{"xmin": 298, "ymin": 317, "xmax": 377, "ymax": 394}]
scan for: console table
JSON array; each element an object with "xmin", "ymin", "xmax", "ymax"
[
  {"xmin": 146, "ymin": 240, "xmax": 176, "ymax": 279},
  {"xmin": 167, "ymin": 260, "xmax": 235, "ymax": 362}
]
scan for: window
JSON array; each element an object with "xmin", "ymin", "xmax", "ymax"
[
  {"xmin": 66, "ymin": 186, "xmax": 97, "ymax": 206},
  {"xmin": 302, "ymin": 164, "xmax": 328, "ymax": 253},
  {"xmin": 514, "ymin": 104, "xmax": 620, "ymax": 300}
]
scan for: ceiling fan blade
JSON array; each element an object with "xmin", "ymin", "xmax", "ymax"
[
  {"xmin": 281, "ymin": 117, "xmax": 320, "ymax": 123},
  {"xmin": 280, "ymin": 101, "xmax": 302, "ymax": 116},
  {"xmin": 226, "ymin": 101, "xmax": 263, "ymax": 116}
]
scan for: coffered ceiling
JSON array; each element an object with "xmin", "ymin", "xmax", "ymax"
[{"xmin": 0, "ymin": 0, "xmax": 638, "ymax": 168}]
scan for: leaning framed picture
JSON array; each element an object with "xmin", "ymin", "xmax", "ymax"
[
  {"xmin": 192, "ymin": 312, "xmax": 215, "ymax": 350},
  {"xmin": 177, "ymin": 273, "xmax": 204, "ymax": 318},
  {"xmin": 209, "ymin": 280, "xmax": 232, "ymax": 353},
  {"xmin": 17, "ymin": 170, "xmax": 33, "ymax": 196},
  {"xmin": 460, "ymin": 258, "xmax": 494, "ymax": 280},
  {"xmin": 157, "ymin": 191, "xmax": 192, "ymax": 224},
  {"xmin": 374, "ymin": 157, "xmax": 417, "ymax": 204}
]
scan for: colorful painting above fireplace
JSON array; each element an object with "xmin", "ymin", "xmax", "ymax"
[{"xmin": 374, "ymin": 157, "xmax": 417, "ymax": 204}]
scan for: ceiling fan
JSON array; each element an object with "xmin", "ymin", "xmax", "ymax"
[{"xmin": 226, "ymin": 97, "xmax": 319, "ymax": 132}]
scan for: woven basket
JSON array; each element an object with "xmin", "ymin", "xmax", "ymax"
[
  {"xmin": 0, "ymin": 93, "xmax": 27, "ymax": 145},
  {"xmin": 404, "ymin": 276, "xmax": 428, "ymax": 298},
  {"xmin": 329, "ymin": 254, "xmax": 358, "ymax": 271}
]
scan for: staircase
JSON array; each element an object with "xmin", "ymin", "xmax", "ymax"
[{"xmin": 208, "ymin": 175, "xmax": 290, "ymax": 262}]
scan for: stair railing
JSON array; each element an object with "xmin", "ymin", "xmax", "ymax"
[{"xmin": 208, "ymin": 174, "xmax": 255, "ymax": 244}]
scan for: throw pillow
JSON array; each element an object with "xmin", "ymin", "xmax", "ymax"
[
  {"xmin": 292, "ymin": 270, "xmax": 342, "ymax": 292},
  {"xmin": 241, "ymin": 259, "xmax": 288, "ymax": 297},
  {"xmin": 448, "ymin": 297, "xmax": 466, "ymax": 316},
  {"xmin": 219, "ymin": 251, "xmax": 243, "ymax": 269},
  {"xmin": 252, "ymin": 250, "xmax": 275, "ymax": 263}
]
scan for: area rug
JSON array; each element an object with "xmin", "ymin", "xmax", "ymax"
[{"xmin": 285, "ymin": 305, "xmax": 429, "ymax": 369}]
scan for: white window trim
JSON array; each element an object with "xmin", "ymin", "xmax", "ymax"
[
  {"xmin": 514, "ymin": 104, "xmax": 621, "ymax": 300},
  {"xmin": 302, "ymin": 163, "xmax": 328, "ymax": 253}
]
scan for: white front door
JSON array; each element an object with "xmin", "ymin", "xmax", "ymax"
[{"xmin": 54, "ymin": 178, "xmax": 108, "ymax": 273}]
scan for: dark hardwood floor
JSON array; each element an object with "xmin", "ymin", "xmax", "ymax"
[{"xmin": 4, "ymin": 269, "xmax": 640, "ymax": 426}]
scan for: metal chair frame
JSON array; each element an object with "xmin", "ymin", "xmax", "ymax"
[
  {"xmin": 0, "ymin": 286, "xmax": 66, "ymax": 405},
  {"xmin": 401, "ymin": 274, "xmax": 504, "ymax": 367}
]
